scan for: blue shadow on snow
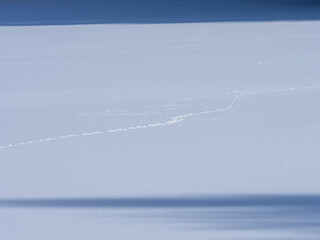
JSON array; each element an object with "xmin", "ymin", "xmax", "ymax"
[
  {"xmin": 1, "ymin": 0, "xmax": 320, "ymax": 26},
  {"xmin": 1, "ymin": 194, "xmax": 320, "ymax": 237}
]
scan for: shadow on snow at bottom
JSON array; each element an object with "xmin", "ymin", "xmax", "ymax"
[{"xmin": 1, "ymin": 194, "xmax": 320, "ymax": 238}]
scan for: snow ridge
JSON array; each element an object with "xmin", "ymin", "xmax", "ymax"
[{"xmin": 0, "ymin": 96, "xmax": 240, "ymax": 150}]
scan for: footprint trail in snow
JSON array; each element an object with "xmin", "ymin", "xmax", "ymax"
[{"xmin": 0, "ymin": 96, "xmax": 240, "ymax": 150}]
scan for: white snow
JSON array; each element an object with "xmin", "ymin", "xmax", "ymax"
[{"xmin": 1, "ymin": 1, "xmax": 320, "ymax": 239}]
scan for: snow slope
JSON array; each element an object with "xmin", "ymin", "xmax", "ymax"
[{"xmin": 1, "ymin": 1, "xmax": 320, "ymax": 239}]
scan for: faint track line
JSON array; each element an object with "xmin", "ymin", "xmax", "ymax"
[
  {"xmin": 1, "ymin": 83, "xmax": 319, "ymax": 151},
  {"xmin": 0, "ymin": 96, "xmax": 240, "ymax": 150}
]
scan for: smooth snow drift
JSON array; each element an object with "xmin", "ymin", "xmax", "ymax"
[{"xmin": 1, "ymin": 1, "xmax": 320, "ymax": 240}]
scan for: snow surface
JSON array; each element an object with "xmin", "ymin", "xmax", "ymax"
[{"xmin": 1, "ymin": 0, "xmax": 320, "ymax": 239}]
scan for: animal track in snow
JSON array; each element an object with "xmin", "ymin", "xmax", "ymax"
[
  {"xmin": 0, "ymin": 96, "xmax": 240, "ymax": 150},
  {"xmin": 1, "ymin": 83, "xmax": 318, "ymax": 151},
  {"xmin": 228, "ymin": 84, "xmax": 320, "ymax": 97}
]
